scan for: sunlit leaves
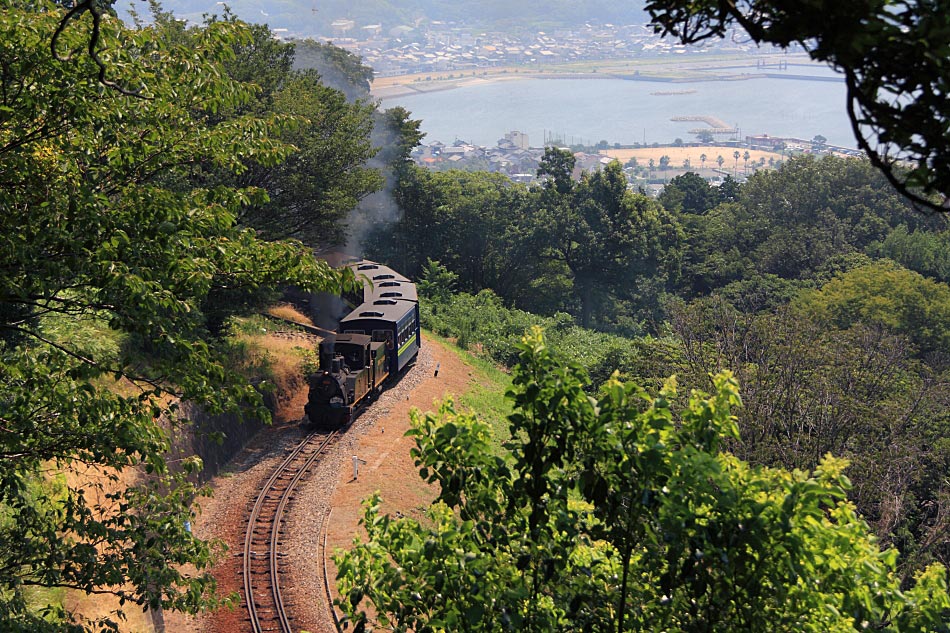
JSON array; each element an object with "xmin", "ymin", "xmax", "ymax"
[
  {"xmin": 336, "ymin": 328, "xmax": 950, "ymax": 632},
  {"xmin": 0, "ymin": 2, "xmax": 350, "ymax": 628}
]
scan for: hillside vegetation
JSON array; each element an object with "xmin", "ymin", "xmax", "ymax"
[{"xmin": 5, "ymin": 1, "xmax": 950, "ymax": 631}]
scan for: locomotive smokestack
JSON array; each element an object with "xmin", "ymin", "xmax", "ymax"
[{"xmin": 319, "ymin": 337, "xmax": 336, "ymax": 371}]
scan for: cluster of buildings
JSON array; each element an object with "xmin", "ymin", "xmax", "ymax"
[
  {"xmin": 413, "ymin": 131, "xmax": 541, "ymax": 181},
  {"xmin": 320, "ymin": 22, "xmax": 756, "ymax": 76},
  {"xmin": 412, "ymin": 131, "xmax": 626, "ymax": 183},
  {"xmin": 412, "ymin": 131, "xmax": 852, "ymax": 193}
]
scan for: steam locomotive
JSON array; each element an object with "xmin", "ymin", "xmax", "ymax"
[{"xmin": 304, "ymin": 259, "xmax": 420, "ymax": 429}]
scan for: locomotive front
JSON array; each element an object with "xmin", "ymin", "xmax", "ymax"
[{"xmin": 304, "ymin": 339, "xmax": 351, "ymax": 429}]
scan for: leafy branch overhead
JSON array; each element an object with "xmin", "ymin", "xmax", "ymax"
[
  {"xmin": 645, "ymin": 0, "xmax": 950, "ymax": 212},
  {"xmin": 645, "ymin": 0, "xmax": 950, "ymax": 211},
  {"xmin": 1, "ymin": 2, "xmax": 358, "ymax": 629}
]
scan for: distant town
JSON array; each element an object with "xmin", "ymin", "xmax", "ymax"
[
  {"xmin": 412, "ymin": 129, "xmax": 860, "ymax": 195},
  {"xmin": 282, "ymin": 20, "xmax": 796, "ymax": 77}
]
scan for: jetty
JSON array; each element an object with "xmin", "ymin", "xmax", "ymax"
[{"xmin": 671, "ymin": 115, "xmax": 737, "ymax": 135}]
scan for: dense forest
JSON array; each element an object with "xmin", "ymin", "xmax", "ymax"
[
  {"xmin": 364, "ymin": 149, "xmax": 950, "ymax": 571},
  {"xmin": 4, "ymin": 0, "xmax": 950, "ymax": 631},
  {"xmin": 0, "ymin": 3, "xmax": 413, "ymax": 629}
]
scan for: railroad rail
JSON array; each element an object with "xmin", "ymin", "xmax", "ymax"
[{"xmin": 243, "ymin": 430, "xmax": 341, "ymax": 633}]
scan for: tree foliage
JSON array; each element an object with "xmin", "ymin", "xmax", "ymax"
[
  {"xmin": 234, "ymin": 69, "xmax": 383, "ymax": 247},
  {"xmin": 796, "ymin": 260, "xmax": 950, "ymax": 356},
  {"xmin": 645, "ymin": 0, "xmax": 950, "ymax": 211},
  {"xmin": 536, "ymin": 157, "xmax": 683, "ymax": 328},
  {"xmin": 666, "ymin": 291, "xmax": 950, "ymax": 574},
  {"xmin": 145, "ymin": 15, "xmax": 384, "ymax": 250},
  {"xmin": 679, "ymin": 155, "xmax": 940, "ymax": 295},
  {"xmin": 0, "ymin": 3, "xmax": 353, "ymax": 628},
  {"xmin": 336, "ymin": 329, "xmax": 950, "ymax": 632}
]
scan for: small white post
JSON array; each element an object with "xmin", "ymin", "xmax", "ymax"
[{"xmin": 352, "ymin": 455, "xmax": 359, "ymax": 480}]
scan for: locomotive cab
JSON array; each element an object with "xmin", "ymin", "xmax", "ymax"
[{"xmin": 305, "ymin": 333, "xmax": 389, "ymax": 430}]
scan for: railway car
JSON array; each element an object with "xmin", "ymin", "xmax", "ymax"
[{"xmin": 305, "ymin": 259, "xmax": 420, "ymax": 430}]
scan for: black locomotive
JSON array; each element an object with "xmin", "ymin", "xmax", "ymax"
[{"xmin": 304, "ymin": 259, "xmax": 420, "ymax": 429}]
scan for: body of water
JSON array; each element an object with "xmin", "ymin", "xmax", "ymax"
[{"xmin": 380, "ymin": 72, "xmax": 855, "ymax": 149}]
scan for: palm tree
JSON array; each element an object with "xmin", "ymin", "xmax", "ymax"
[
  {"xmin": 717, "ymin": 155, "xmax": 725, "ymax": 171},
  {"xmin": 683, "ymin": 158, "xmax": 691, "ymax": 170},
  {"xmin": 743, "ymin": 150, "xmax": 750, "ymax": 174},
  {"xmin": 700, "ymin": 153, "xmax": 707, "ymax": 170},
  {"xmin": 733, "ymin": 150, "xmax": 740, "ymax": 176}
]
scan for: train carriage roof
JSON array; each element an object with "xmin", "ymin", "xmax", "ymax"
[
  {"xmin": 367, "ymin": 280, "xmax": 418, "ymax": 303},
  {"xmin": 344, "ymin": 259, "xmax": 418, "ymax": 304},
  {"xmin": 340, "ymin": 297, "xmax": 417, "ymax": 326}
]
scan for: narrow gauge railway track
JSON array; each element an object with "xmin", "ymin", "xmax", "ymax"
[{"xmin": 243, "ymin": 429, "xmax": 341, "ymax": 633}]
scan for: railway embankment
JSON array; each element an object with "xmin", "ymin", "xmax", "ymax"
[{"xmin": 162, "ymin": 332, "xmax": 499, "ymax": 633}]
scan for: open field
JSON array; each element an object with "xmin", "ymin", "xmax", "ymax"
[{"xmin": 601, "ymin": 146, "xmax": 783, "ymax": 168}]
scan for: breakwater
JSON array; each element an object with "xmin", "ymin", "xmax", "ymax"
[{"xmin": 671, "ymin": 115, "xmax": 737, "ymax": 134}]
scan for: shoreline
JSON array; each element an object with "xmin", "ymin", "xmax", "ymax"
[{"xmin": 370, "ymin": 54, "xmax": 838, "ymax": 100}]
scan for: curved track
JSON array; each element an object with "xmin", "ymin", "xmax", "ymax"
[{"xmin": 243, "ymin": 430, "xmax": 341, "ymax": 633}]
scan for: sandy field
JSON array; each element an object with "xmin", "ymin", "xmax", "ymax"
[{"xmin": 601, "ymin": 146, "xmax": 783, "ymax": 168}]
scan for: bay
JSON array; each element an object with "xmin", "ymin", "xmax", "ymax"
[{"xmin": 380, "ymin": 73, "xmax": 855, "ymax": 149}]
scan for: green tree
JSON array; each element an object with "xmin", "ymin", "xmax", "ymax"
[
  {"xmin": 336, "ymin": 329, "xmax": 950, "ymax": 632},
  {"xmin": 659, "ymin": 171, "xmax": 721, "ymax": 215},
  {"xmin": 367, "ymin": 167, "xmax": 540, "ymax": 305},
  {"xmin": 699, "ymin": 152, "xmax": 707, "ymax": 169},
  {"xmin": 292, "ymin": 39, "xmax": 375, "ymax": 100},
  {"xmin": 743, "ymin": 149, "xmax": 751, "ymax": 173},
  {"xmin": 537, "ymin": 146, "xmax": 576, "ymax": 195},
  {"xmin": 873, "ymin": 224, "xmax": 950, "ymax": 283},
  {"xmin": 718, "ymin": 174, "xmax": 740, "ymax": 202},
  {"xmin": 0, "ymin": 5, "xmax": 353, "ymax": 628},
  {"xmin": 716, "ymin": 154, "xmax": 724, "ymax": 170},
  {"xmin": 666, "ymin": 295, "xmax": 950, "ymax": 572},
  {"xmin": 146, "ymin": 15, "xmax": 384, "ymax": 250},
  {"xmin": 645, "ymin": 0, "xmax": 950, "ymax": 211},
  {"xmin": 235, "ymin": 70, "xmax": 383, "ymax": 247},
  {"xmin": 796, "ymin": 260, "xmax": 950, "ymax": 355},
  {"xmin": 684, "ymin": 155, "xmax": 937, "ymax": 292},
  {"xmin": 536, "ymin": 161, "xmax": 683, "ymax": 328},
  {"xmin": 374, "ymin": 105, "xmax": 427, "ymax": 175},
  {"xmin": 417, "ymin": 259, "xmax": 459, "ymax": 303}
]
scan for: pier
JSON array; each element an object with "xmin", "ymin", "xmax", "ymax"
[{"xmin": 671, "ymin": 115, "xmax": 737, "ymax": 135}]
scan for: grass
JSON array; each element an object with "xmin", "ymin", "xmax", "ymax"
[
  {"xmin": 424, "ymin": 331, "xmax": 513, "ymax": 453},
  {"xmin": 265, "ymin": 303, "xmax": 313, "ymax": 324},
  {"xmin": 225, "ymin": 312, "xmax": 322, "ymax": 422}
]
